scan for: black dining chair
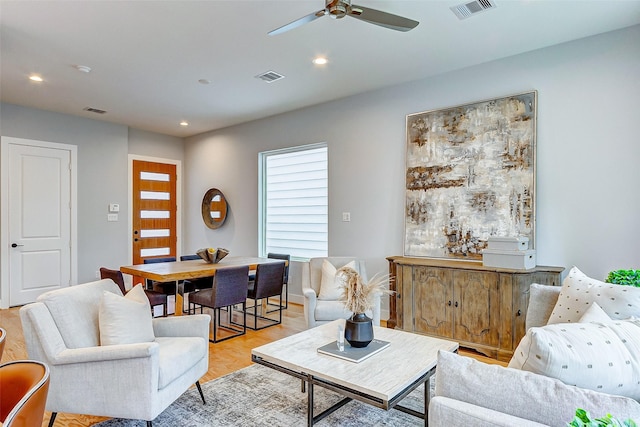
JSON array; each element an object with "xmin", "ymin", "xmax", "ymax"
[
  {"xmin": 188, "ymin": 265, "xmax": 249, "ymax": 343},
  {"xmin": 244, "ymin": 261, "xmax": 286, "ymax": 330},
  {"xmin": 266, "ymin": 253, "xmax": 290, "ymax": 311},
  {"xmin": 100, "ymin": 267, "xmax": 168, "ymax": 317},
  {"xmin": 179, "ymin": 254, "xmax": 214, "ymax": 313},
  {"xmin": 143, "ymin": 257, "xmax": 177, "ymax": 295}
]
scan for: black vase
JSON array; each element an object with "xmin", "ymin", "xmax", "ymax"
[{"xmin": 344, "ymin": 313, "xmax": 373, "ymax": 348}]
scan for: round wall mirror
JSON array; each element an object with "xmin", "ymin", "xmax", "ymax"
[{"xmin": 201, "ymin": 188, "xmax": 228, "ymax": 229}]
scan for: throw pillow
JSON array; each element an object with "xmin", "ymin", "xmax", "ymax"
[
  {"xmin": 508, "ymin": 320, "xmax": 640, "ymax": 400},
  {"xmin": 547, "ymin": 266, "xmax": 640, "ymax": 324},
  {"xmin": 99, "ymin": 284, "xmax": 155, "ymax": 346},
  {"xmin": 318, "ymin": 259, "xmax": 357, "ymax": 300},
  {"xmin": 578, "ymin": 302, "xmax": 612, "ymax": 323}
]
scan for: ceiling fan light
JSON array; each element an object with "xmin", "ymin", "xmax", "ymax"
[{"xmin": 329, "ymin": 5, "xmax": 347, "ymax": 19}]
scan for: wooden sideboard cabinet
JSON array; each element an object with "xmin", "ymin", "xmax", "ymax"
[{"xmin": 387, "ymin": 256, "xmax": 564, "ymax": 362}]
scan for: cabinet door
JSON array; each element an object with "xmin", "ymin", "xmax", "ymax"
[
  {"xmin": 453, "ymin": 270, "xmax": 500, "ymax": 347},
  {"xmin": 413, "ymin": 267, "xmax": 453, "ymax": 338}
]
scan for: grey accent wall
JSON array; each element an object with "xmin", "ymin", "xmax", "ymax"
[
  {"xmin": 184, "ymin": 25, "xmax": 640, "ymax": 305},
  {"xmin": 0, "ymin": 104, "xmax": 183, "ymax": 285},
  {"xmin": 128, "ymin": 128, "xmax": 183, "ymax": 160}
]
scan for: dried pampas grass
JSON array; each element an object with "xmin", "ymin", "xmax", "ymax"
[{"xmin": 337, "ymin": 267, "xmax": 391, "ymax": 314}]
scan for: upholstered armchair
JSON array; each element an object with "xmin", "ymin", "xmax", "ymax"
[
  {"xmin": 19, "ymin": 279, "xmax": 210, "ymax": 426},
  {"xmin": 301, "ymin": 257, "xmax": 380, "ymax": 328}
]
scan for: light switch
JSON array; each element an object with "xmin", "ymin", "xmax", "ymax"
[
  {"xmin": 342, "ymin": 212, "xmax": 351, "ymax": 222},
  {"xmin": 107, "ymin": 214, "xmax": 118, "ymax": 222},
  {"xmin": 109, "ymin": 204, "xmax": 120, "ymax": 213}
]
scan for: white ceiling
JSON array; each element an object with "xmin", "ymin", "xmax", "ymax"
[{"xmin": 2, "ymin": 1, "xmax": 639, "ymax": 138}]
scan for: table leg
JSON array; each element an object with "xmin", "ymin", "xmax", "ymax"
[
  {"xmin": 175, "ymin": 292, "xmax": 184, "ymax": 316},
  {"xmin": 307, "ymin": 376, "xmax": 314, "ymax": 426},
  {"xmin": 424, "ymin": 377, "xmax": 429, "ymax": 426}
]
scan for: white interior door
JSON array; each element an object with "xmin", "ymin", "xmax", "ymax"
[{"xmin": 1, "ymin": 138, "xmax": 76, "ymax": 307}]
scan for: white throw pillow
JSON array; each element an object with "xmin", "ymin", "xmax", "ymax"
[
  {"xmin": 318, "ymin": 259, "xmax": 357, "ymax": 300},
  {"xmin": 547, "ymin": 266, "xmax": 640, "ymax": 324},
  {"xmin": 508, "ymin": 320, "xmax": 640, "ymax": 400},
  {"xmin": 99, "ymin": 284, "xmax": 155, "ymax": 346},
  {"xmin": 578, "ymin": 302, "xmax": 611, "ymax": 323}
]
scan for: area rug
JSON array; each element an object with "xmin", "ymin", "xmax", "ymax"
[{"xmin": 94, "ymin": 364, "xmax": 429, "ymax": 426}]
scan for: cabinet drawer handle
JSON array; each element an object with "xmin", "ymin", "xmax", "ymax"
[
  {"xmin": 447, "ymin": 300, "xmax": 452, "ymax": 306},
  {"xmin": 454, "ymin": 301, "xmax": 458, "ymax": 308},
  {"xmin": 517, "ymin": 309, "xmax": 522, "ymax": 316}
]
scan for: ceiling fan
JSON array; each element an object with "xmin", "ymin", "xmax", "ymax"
[{"xmin": 268, "ymin": 0, "xmax": 419, "ymax": 36}]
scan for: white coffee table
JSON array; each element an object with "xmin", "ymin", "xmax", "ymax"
[{"xmin": 251, "ymin": 319, "xmax": 458, "ymax": 426}]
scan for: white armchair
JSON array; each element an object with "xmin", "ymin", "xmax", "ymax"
[
  {"xmin": 19, "ymin": 279, "xmax": 210, "ymax": 426},
  {"xmin": 301, "ymin": 257, "xmax": 380, "ymax": 328}
]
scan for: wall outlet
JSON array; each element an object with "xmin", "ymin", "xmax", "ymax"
[
  {"xmin": 107, "ymin": 213, "xmax": 118, "ymax": 222},
  {"xmin": 342, "ymin": 212, "xmax": 351, "ymax": 222},
  {"xmin": 95, "ymin": 270, "xmax": 100, "ymax": 279}
]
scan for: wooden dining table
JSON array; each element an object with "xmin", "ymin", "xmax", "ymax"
[{"xmin": 120, "ymin": 256, "xmax": 287, "ymax": 315}]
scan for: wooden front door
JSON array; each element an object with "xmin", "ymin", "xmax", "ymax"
[{"xmin": 132, "ymin": 160, "xmax": 177, "ymax": 284}]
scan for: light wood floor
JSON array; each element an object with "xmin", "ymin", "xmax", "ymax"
[{"xmin": 1, "ymin": 303, "xmax": 505, "ymax": 427}]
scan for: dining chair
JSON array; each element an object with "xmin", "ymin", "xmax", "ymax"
[
  {"xmin": 244, "ymin": 261, "xmax": 286, "ymax": 330},
  {"xmin": 188, "ymin": 265, "xmax": 249, "ymax": 343},
  {"xmin": 143, "ymin": 257, "xmax": 177, "ymax": 295},
  {"xmin": 0, "ymin": 328, "xmax": 6, "ymax": 361},
  {"xmin": 0, "ymin": 360, "xmax": 50, "ymax": 427},
  {"xmin": 179, "ymin": 255, "xmax": 213, "ymax": 294},
  {"xmin": 265, "ymin": 253, "xmax": 290, "ymax": 312},
  {"xmin": 99, "ymin": 267, "xmax": 168, "ymax": 317}
]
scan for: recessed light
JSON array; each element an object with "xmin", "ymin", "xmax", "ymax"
[
  {"xmin": 74, "ymin": 65, "xmax": 92, "ymax": 73},
  {"xmin": 312, "ymin": 57, "xmax": 328, "ymax": 65},
  {"xmin": 29, "ymin": 75, "xmax": 43, "ymax": 82},
  {"xmin": 180, "ymin": 121, "xmax": 189, "ymax": 127}
]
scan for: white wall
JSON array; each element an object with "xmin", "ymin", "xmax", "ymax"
[{"xmin": 184, "ymin": 25, "xmax": 640, "ymax": 307}]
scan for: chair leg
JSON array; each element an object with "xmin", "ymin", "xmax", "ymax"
[
  {"xmin": 284, "ymin": 281, "xmax": 288, "ymax": 309},
  {"xmin": 48, "ymin": 412, "xmax": 57, "ymax": 427},
  {"xmin": 243, "ymin": 301, "xmax": 247, "ymax": 336},
  {"xmin": 213, "ymin": 307, "xmax": 218, "ymax": 342},
  {"xmin": 196, "ymin": 380, "xmax": 206, "ymax": 404},
  {"xmin": 147, "ymin": 422, "xmax": 152, "ymax": 427}
]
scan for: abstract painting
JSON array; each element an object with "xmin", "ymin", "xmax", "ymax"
[{"xmin": 404, "ymin": 91, "xmax": 536, "ymax": 260}]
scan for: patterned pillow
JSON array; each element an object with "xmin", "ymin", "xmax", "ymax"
[
  {"xmin": 547, "ymin": 266, "xmax": 640, "ymax": 324},
  {"xmin": 508, "ymin": 319, "xmax": 640, "ymax": 400},
  {"xmin": 578, "ymin": 302, "xmax": 611, "ymax": 323}
]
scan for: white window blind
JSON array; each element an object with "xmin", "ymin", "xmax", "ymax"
[{"xmin": 259, "ymin": 144, "xmax": 328, "ymax": 259}]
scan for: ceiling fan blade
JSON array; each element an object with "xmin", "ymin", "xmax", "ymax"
[
  {"xmin": 268, "ymin": 10, "xmax": 326, "ymax": 36},
  {"xmin": 349, "ymin": 5, "xmax": 419, "ymax": 32}
]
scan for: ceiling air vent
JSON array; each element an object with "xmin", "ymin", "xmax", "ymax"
[
  {"xmin": 451, "ymin": 0, "xmax": 497, "ymax": 20},
  {"xmin": 83, "ymin": 107, "xmax": 107, "ymax": 114},
  {"xmin": 255, "ymin": 70, "xmax": 285, "ymax": 83}
]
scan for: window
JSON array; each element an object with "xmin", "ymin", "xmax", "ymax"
[{"xmin": 259, "ymin": 144, "xmax": 328, "ymax": 260}]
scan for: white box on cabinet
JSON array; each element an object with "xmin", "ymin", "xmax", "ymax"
[
  {"xmin": 482, "ymin": 249, "xmax": 536, "ymax": 270},
  {"xmin": 487, "ymin": 236, "xmax": 529, "ymax": 251}
]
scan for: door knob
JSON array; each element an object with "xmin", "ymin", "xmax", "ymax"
[{"xmin": 11, "ymin": 243, "xmax": 24, "ymax": 248}]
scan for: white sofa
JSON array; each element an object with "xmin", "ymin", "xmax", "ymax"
[
  {"xmin": 301, "ymin": 257, "xmax": 381, "ymax": 328},
  {"xmin": 429, "ymin": 283, "xmax": 640, "ymax": 426},
  {"xmin": 20, "ymin": 279, "xmax": 210, "ymax": 426}
]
